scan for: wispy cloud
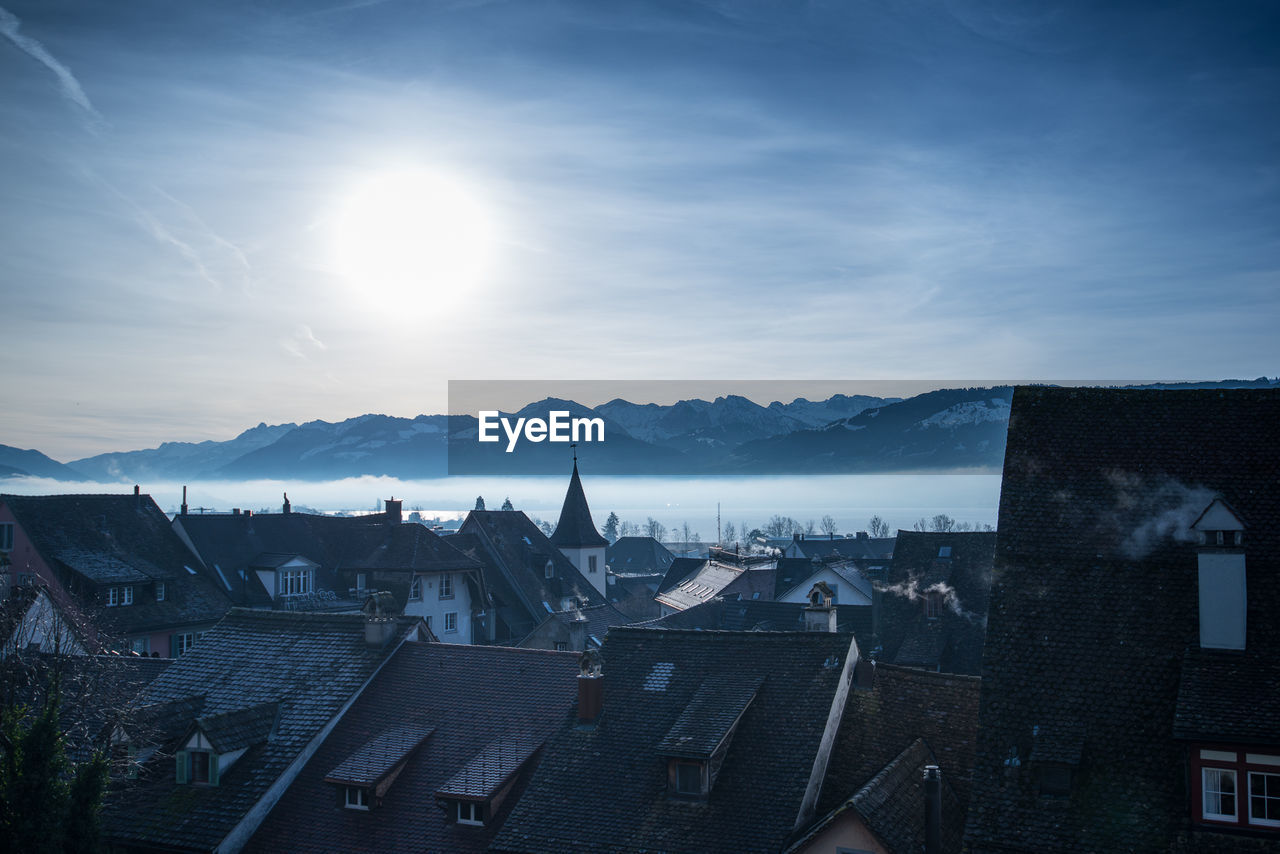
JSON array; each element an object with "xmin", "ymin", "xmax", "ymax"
[
  {"xmin": 0, "ymin": 6, "xmax": 104, "ymax": 128},
  {"xmin": 281, "ymin": 324, "xmax": 327, "ymax": 359}
]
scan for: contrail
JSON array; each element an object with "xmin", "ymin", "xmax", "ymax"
[{"xmin": 0, "ymin": 6, "xmax": 104, "ymax": 124}]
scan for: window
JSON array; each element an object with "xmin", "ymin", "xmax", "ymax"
[
  {"xmin": 439, "ymin": 573, "xmax": 453, "ymax": 599},
  {"xmin": 588, "ymin": 555, "xmax": 598, "ymax": 573},
  {"xmin": 554, "ymin": 642, "xmax": 567, "ymax": 651},
  {"xmin": 106, "ymin": 587, "xmax": 119, "ymax": 607},
  {"xmin": 0, "ymin": 522, "xmax": 13, "ymax": 552},
  {"xmin": 156, "ymin": 581, "xmax": 165, "ymax": 602},
  {"xmin": 444, "ymin": 612, "xmax": 458, "ymax": 633},
  {"xmin": 190, "ymin": 751, "xmax": 211, "ymax": 784},
  {"xmin": 1204, "ymin": 768, "xmax": 1238, "ymax": 820},
  {"xmin": 457, "ymin": 801, "xmax": 484, "ymax": 826},
  {"xmin": 279, "ymin": 567, "xmax": 313, "ymax": 596},
  {"xmin": 176, "ymin": 750, "xmax": 218, "ymax": 785},
  {"xmin": 1194, "ymin": 748, "xmax": 1280, "ymax": 829},
  {"xmin": 924, "ymin": 590, "xmax": 943, "ymax": 620},
  {"xmin": 409, "ymin": 577, "xmax": 423, "ymax": 600},
  {"xmin": 674, "ymin": 760, "xmax": 704, "ymax": 796},
  {"xmin": 545, "ymin": 560, "xmax": 554, "ymax": 579},
  {"xmin": 356, "ymin": 572, "xmax": 368, "ymax": 592},
  {"xmin": 130, "ymin": 637, "xmax": 149, "ymax": 655},
  {"xmin": 174, "ymin": 632, "xmax": 196, "ymax": 657},
  {"xmin": 122, "ymin": 586, "xmax": 134, "ymax": 605},
  {"xmin": 345, "ymin": 786, "xmax": 370, "ymax": 810},
  {"xmin": 1252, "ymin": 772, "xmax": 1280, "ymax": 827}
]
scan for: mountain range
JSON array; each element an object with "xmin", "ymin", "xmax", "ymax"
[{"xmin": 2, "ymin": 380, "xmax": 1275, "ymax": 482}]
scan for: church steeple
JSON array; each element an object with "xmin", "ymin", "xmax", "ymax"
[{"xmin": 550, "ymin": 460, "xmax": 609, "ymax": 549}]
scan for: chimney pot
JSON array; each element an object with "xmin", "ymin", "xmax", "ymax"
[{"xmin": 924, "ymin": 765, "xmax": 942, "ymax": 854}]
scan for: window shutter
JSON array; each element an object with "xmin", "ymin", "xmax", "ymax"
[
  {"xmin": 208, "ymin": 753, "xmax": 220, "ymax": 787},
  {"xmin": 176, "ymin": 751, "xmax": 189, "ymax": 784}
]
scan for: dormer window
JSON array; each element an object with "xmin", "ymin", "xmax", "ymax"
[
  {"xmin": 658, "ymin": 674, "xmax": 762, "ymax": 799},
  {"xmin": 545, "ymin": 560, "xmax": 555, "ymax": 579},
  {"xmin": 156, "ymin": 581, "xmax": 165, "ymax": 602},
  {"xmin": 345, "ymin": 786, "xmax": 370, "ymax": 810},
  {"xmin": 1191, "ymin": 499, "xmax": 1247, "ymax": 651},
  {"xmin": 326, "ymin": 723, "xmax": 434, "ymax": 813},
  {"xmin": 457, "ymin": 801, "xmax": 485, "ymax": 826}
]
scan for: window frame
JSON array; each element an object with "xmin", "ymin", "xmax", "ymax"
[
  {"xmin": 456, "ymin": 800, "xmax": 484, "ymax": 826},
  {"xmin": 439, "ymin": 573, "xmax": 453, "ymax": 600},
  {"xmin": 444, "ymin": 611, "xmax": 458, "ymax": 633},
  {"xmin": 106, "ymin": 587, "xmax": 119, "ymax": 607},
  {"xmin": 1250, "ymin": 770, "xmax": 1280, "ymax": 828},
  {"xmin": 345, "ymin": 786, "xmax": 370, "ymax": 811},
  {"xmin": 122, "ymin": 585, "xmax": 134, "ymax": 606},
  {"xmin": 279, "ymin": 566, "xmax": 314, "ymax": 596},
  {"xmin": 409, "ymin": 576, "xmax": 423, "ymax": 600},
  {"xmin": 1192, "ymin": 746, "xmax": 1280, "ymax": 830},
  {"xmin": 588, "ymin": 554, "xmax": 598, "ymax": 573},
  {"xmin": 156, "ymin": 581, "xmax": 165, "ymax": 602}
]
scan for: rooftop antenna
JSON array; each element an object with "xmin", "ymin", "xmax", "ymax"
[{"xmin": 571, "ymin": 441, "xmax": 578, "ymax": 465}]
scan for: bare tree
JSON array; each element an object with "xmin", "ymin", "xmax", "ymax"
[
  {"xmin": 931, "ymin": 514, "xmax": 957, "ymax": 532},
  {"xmin": 804, "ymin": 519, "xmax": 817, "ymax": 536},
  {"xmin": 644, "ymin": 518, "xmax": 667, "ymax": 542},
  {"xmin": 913, "ymin": 518, "xmax": 929, "ymax": 532},
  {"xmin": 722, "ymin": 521, "xmax": 737, "ymax": 544},
  {"xmin": 619, "ymin": 520, "xmax": 640, "ymax": 538},
  {"xmin": 868, "ymin": 515, "xmax": 890, "ymax": 538},
  {"xmin": 820, "ymin": 515, "xmax": 838, "ymax": 536}
]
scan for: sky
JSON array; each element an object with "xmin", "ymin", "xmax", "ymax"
[{"xmin": 2, "ymin": 0, "xmax": 1278, "ymax": 461}]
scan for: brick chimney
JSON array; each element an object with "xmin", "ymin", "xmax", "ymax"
[
  {"xmin": 577, "ymin": 649, "xmax": 603, "ymax": 727},
  {"xmin": 385, "ymin": 497, "xmax": 402, "ymax": 525},
  {"xmin": 924, "ymin": 765, "xmax": 942, "ymax": 854}
]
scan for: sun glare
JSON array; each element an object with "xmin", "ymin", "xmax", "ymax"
[{"xmin": 332, "ymin": 168, "xmax": 496, "ymax": 310}]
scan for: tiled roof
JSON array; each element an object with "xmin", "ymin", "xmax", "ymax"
[
  {"xmin": 530, "ymin": 601, "xmax": 631, "ymax": 648},
  {"xmin": 436, "ymin": 734, "xmax": 543, "ymax": 800},
  {"xmin": 820, "ymin": 662, "xmax": 980, "ymax": 820},
  {"xmin": 101, "ymin": 609, "xmax": 420, "ymax": 853},
  {"xmin": 879, "ymin": 530, "xmax": 995, "ymax": 676},
  {"xmin": 606, "ymin": 536, "xmax": 675, "ymax": 573},
  {"xmin": 718, "ymin": 565, "xmax": 778, "ymax": 601},
  {"xmin": 655, "ymin": 673, "xmax": 763, "ymax": 758},
  {"xmin": 457, "ymin": 510, "xmax": 607, "ymax": 640},
  {"xmin": 491, "ymin": 627, "xmax": 858, "ymax": 854},
  {"xmin": 247, "ymin": 642, "xmax": 580, "ymax": 854},
  {"xmin": 845, "ymin": 738, "xmax": 965, "ymax": 854},
  {"xmin": 642, "ymin": 599, "xmax": 874, "ymax": 647},
  {"xmin": 548, "ymin": 463, "xmax": 609, "ymax": 548},
  {"xmin": 324, "ymin": 723, "xmax": 435, "ymax": 786},
  {"xmin": 195, "ymin": 701, "xmax": 279, "ymax": 754},
  {"xmin": 654, "ymin": 560, "xmax": 744, "ymax": 611},
  {"xmin": 176, "ymin": 512, "xmax": 479, "ymax": 609},
  {"xmin": 1173, "ymin": 647, "xmax": 1280, "ymax": 743},
  {"xmin": 790, "ymin": 535, "xmax": 895, "ymax": 561},
  {"xmin": 965, "ymin": 386, "xmax": 1280, "ymax": 853},
  {"xmin": 1, "ymin": 493, "xmax": 232, "ymax": 634}
]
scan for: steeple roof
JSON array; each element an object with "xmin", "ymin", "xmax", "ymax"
[{"xmin": 549, "ymin": 462, "xmax": 608, "ymax": 549}]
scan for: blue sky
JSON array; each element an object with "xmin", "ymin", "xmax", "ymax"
[{"xmin": 2, "ymin": 0, "xmax": 1278, "ymax": 459}]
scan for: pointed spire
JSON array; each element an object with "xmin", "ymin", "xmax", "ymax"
[{"xmin": 550, "ymin": 459, "xmax": 608, "ymax": 548}]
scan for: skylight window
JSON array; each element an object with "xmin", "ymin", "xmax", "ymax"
[{"xmin": 644, "ymin": 662, "xmax": 675, "ymax": 692}]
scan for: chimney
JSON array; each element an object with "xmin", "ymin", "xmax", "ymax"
[
  {"xmin": 569, "ymin": 615, "xmax": 588, "ymax": 652},
  {"xmin": 181, "ymin": 485, "xmax": 188, "ymax": 516},
  {"xmin": 924, "ymin": 765, "xmax": 942, "ymax": 854},
  {"xmin": 365, "ymin": 617, "xmax": 397, "ymax": 646},
  {"xmin": 577, "ymin": 649, "xmax": 603, "ymax": 726},
  {"xmin": 233, "ymin": 508, "xmax": 241, "ymax": 515},
  {"xmin": 1192, "ymin": 499, "xmax": 1247, "ymax": 650},
  {"xmin": 857, "ymin": 531, "xmax": 869, "ymax": 540},
  {"xmin": 803, "ymin": 582, "xmax": 838, "ymax": 632},
  {"xmin": 385, "ymin": 497, "xmax": 402, "ymax": 525},
  {"xmin": 282, "ymin": 492, "xmax": 291, "ymax": 514},
  {"xmin": 133, "ymin": 484, "xmax": 141, "ymax": 509}
]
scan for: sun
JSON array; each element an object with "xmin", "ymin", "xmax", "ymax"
[{"xmin": 331, "ymin": 168, "xmax": 496, "ymax": 310}]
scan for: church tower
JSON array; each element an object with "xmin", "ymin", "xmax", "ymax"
[{"xmin": 550, "ymin": 459, "xmax": 608, "ymax": 598}]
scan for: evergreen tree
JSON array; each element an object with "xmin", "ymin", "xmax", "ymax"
[
  {"xmin": 0, "ymin": 684, "xmax": 109, "ymax": 854},
  {"xmin": 602, "ymin": 512, "xmax": 620, "ymax": 543},
  {"xmin": 474, "ymin": 496, "xmax": 486, "ymax": 511},
  {"xmin": 500, "ymin": 497, "xmax": 514, "ymax": 511}
]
